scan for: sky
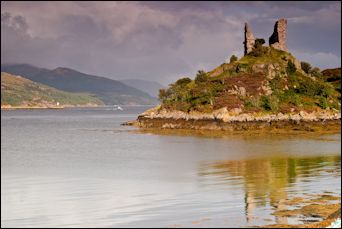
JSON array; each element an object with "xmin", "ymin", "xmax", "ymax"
[{"xmin": 1, "ymin": 1, "xmax": 341, "ymax": 85}]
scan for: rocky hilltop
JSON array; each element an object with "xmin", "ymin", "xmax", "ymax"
[{"xmin": 128, "ymin": 19, "xmax": 341, "ymax": 132}]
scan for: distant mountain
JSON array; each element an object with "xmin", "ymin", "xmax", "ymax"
[
  {"xmin": 1, "ymin": 64, "xmax": 158, "ymax": 105},
  {"xmin": 1, "ymin": 72, "xmax": 103, "ymax": 108},
  {"xmin": 119, "ymin": 79, "xmax": 165, "ymax": 97}
]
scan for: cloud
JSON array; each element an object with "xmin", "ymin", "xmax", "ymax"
[{"xmin": 1, "ymin": 2, "xmax": 341, "ymax": 84}]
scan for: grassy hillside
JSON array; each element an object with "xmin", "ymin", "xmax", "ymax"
[
  {"xmin": 1, "ymin": 64, "xmax": 158, "ymax": 105},
  {"xmin": 1, "ymin": 72, "xmax": 103, "ymax": 107},
  {"xmin": 158, "ymin": 47, "xmax": 341, "ymax": 114}
]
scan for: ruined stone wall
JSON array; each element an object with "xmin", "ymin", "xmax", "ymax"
[
  {"xmin": 244, "ymin": 23, "xmax": 255, "ymax": 55},
  {"xmin": 269, "ymin": 19, "xmax": 288, "ymax": 52}
]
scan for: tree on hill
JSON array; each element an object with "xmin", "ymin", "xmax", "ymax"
[
  {"xmin": 311, "ymin": 67, "xmax": 321, "ymax": 77},
  {"xmin": 301, "ymin": 61, "xmax": 312, "ymax": 74},
  {"xmin": 249, "ymin": 38, "xmax": 267, "ymax": 57},
  {"xmin": 195, "ymin": 70, "xmax": 208, "ymax": 84},
  {"xmin": 255, "ymin": 38, "xmax": 265, "ymax": 48},
  {"xmin": 230, "ymin": 55, "xmax": 238, "ymax": 63},
  {"xmin": 287, "ymin": 60, "xmax": 296, "ymax": 75},
  {"xmin": 175, "ymin": 77, "xmax": 192, "ymax": 86}
]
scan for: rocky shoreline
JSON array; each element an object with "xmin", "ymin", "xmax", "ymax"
[{"xmin": 124, "ymin": 106, "xmax": 341, "ymax": 132}]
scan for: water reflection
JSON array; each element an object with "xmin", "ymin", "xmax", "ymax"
[{"xmin": 200, "ymin": 155, "xmax": 341, "ymax": 225}]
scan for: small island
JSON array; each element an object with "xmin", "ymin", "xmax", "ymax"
[{"xmin": 126, "ymin": 19, "xmax": 341, "ymax": 133}]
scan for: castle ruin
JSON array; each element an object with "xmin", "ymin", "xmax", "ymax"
[
  {"xmin": 244, "ymin": 23, "xmax": 255, "ymax": 55},
  {"xmin": 269, "ymin": 19, "xmax": 288, "ymax": 52},
  {"xmin": 244, "ymin": 18, "xmax": 288, "ymax": 55}
]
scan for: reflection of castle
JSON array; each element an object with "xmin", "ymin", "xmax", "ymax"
[{"xmin": 200, "ymin": 155, "xmax": 340, "ymax": 224}]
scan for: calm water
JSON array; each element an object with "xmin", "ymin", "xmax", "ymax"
[{"xmin": 1, "ymin": 106, "xmax": 341, "ymax": 228}]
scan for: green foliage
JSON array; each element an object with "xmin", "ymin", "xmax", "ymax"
[
  {"xmin": 158, "ymin": 88, "xmax": 169, "ymax": 101},
  {"xmin": 301, "ymin": 61, "xmax": 312, "ymax": 74},
  {"xmin": 195, "ymin": 70, "xmax": 208, "ymax": 84},
  {"xmin": 311, "ymin": 67, "xmax": 321, "ymax": 77},
  {"xmin": 317, "ymin": 97, "xmax": 328, "ymax": 109},
  {"xmin": 235, "ymin": 63, "xmax": 249, "ymax": 73},
  {"xmin": 249, "ymin": 45, "xmax": 268, "ymax": 57},
  {"xmin": 244, "ymin": 97, "xmax": 261, "ymax": 108},
  {"xmin": 255, "ymin": 38, "xmax": 265, "ymax": 47},
  {"xmin": 293, "ymin": 76, "xmax": 334, "ymax": 98},
  {"xmin": 286, "ymin": 61, "xmax": 296, "ymax": 75},
  {"xmin": 260, "ymin": 95, "xmax": 279, "ymax": 111},
  {"xmin": 230, "ymin": 55, "xmax": 238, "ymax": 63},
  {"xmin": 278, "ymin": 90, "xmax": 302, "ymax": 106},
  {"xmin": 247, "ymin": 38, "xmax": 267, "ymax": 57},
  {"xmin": 270, "ymin": 75, "xmax": 286, "ymax": 92},
  {"xmin": 175, "ymin": 77, "xmax": 192, "ymax": 86}
]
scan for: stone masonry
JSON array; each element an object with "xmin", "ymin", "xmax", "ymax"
[
  {"xmin": 244, "ymin": 23, "xmax": 255, "ymax": 55},
  {"xmin": 269, "ymin": 18, "xmax": 288, "ymax": 52}
]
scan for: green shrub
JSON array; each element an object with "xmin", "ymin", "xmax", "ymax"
[
  {"xmin": 296, "ymin": 79, "xmax": 333, "ymax": 98},
  {"xmin": 195, "ymin": 70, "xmax": 208, "ymax": 84},
  {"xmin": 230, "ymin": 55, "xmax": 238, "ymax": 63},
  {"xmin": 175, "ymin": 77, "xmax": 192, "ymax": 86},
  {"xmin": 249, "ymin": 46, "xmax": 268, "ymax": 57},
  {"xmin": 311, "ymin": 67, "xmax": 321, "ymax": 77},
  {"xmin": 287, "ymin": 61, "xmax": 296, "ymax": 75},
  {"xmin": 260, "ymin": 95, "xmax": 279, "ymax": 111},
  {"xmin": 301, "ymin": 61, "xmax": 312, "ymax": 74},
  {"xmin": 317, "ymin": 97, "xmax": 328, "ymax": 109},
  {"xmin": 244, "ymin": 97, "xmax": 261, "ymax": 108},
  {"xmin": 278, "ymin": 90, "xmax": 302, "ymax": 106},
  {"xmin": 235, "ymin": 63, "xmax": 249, "ymax": 73},
  {"xmin": 255, "ymin": 38, "xmax": 265, "ymax": 47},
  {"xmin": 158, "ymin": 88, "xmax": 172, "ymax": 102}
]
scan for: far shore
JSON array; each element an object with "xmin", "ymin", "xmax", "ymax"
[
  {"xmin": 1, "ymin": 104, "xmax": 156, "ymax": 110},
  {"xmin": 1, "ymin": 106, "xmax": 65, "ymax": 110},
  {"xmin": 0, "ymin": 105, "xmax": 100, "ymax": 110}
]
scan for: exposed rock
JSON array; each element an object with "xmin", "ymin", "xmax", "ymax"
[
  {"xmin": 269, "ymin": 19, "xmax": 288, "ymax": 52},
  {"xmin": 252, "ymin": 64, "xmax": 266, "ymax": 74},
  {"xmin": 238, "ymin": 86, "xmax": 246, "ymax": 96},
  {"xmin": 121, "ymin": 120, "xmax": 138, "ymax": 126},
  {"xmin": 229, "ymin": 107, "xmax": 243, "ymax": 115},
  {"xmin": 138, "ymin": 105, "xmax": 340, "ymax": 125},
  {"xmin": 244, "ymin": 23, "xmax": 255, "ymax": 55},
  {"xmin": 266, "ymin": 64, "xmax": 277, "ymax": 79},
  {"xmin": 228, "ymin": 85, "xmax": 247, "ymax": 96},
  {"xmin": 251, "ymin": 63, "xmax": 279, "ymax": 80},
  {"xmin": 261, "ymin": 82, "xmax": 273, "ymax": 96}
]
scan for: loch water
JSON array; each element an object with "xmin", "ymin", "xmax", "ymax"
[{"xmin": 1, "ymin": 106, "xmax": 341, "ymax": 227}]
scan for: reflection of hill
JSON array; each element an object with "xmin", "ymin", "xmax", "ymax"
[{"xmin": 199, "ymin": 155, "xmax": 341, "ymax": 224}]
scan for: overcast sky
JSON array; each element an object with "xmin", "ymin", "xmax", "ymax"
[{"xmin": 1, "ymin": 1, "xmax": 341, "ymax": 84}]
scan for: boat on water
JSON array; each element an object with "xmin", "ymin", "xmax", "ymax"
[{"xmin": 112, "ymin": 105, "xmax": 123, "ymax": 111}]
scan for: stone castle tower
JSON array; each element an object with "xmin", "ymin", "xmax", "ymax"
[
  {"xmin": 269, "ymin": 18, "xmax": 288, "ymax": 52},
  {"xmin": 244, "ymin": 18, "xmax": 288, "ymax": 55},
  {"xmin": 244, "ymin": 23, "xmax": 255, "ymax": 55}
]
